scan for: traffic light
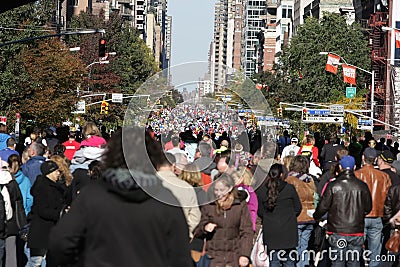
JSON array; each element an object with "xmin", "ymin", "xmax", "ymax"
[
  {"xmin": 277, "ymin": 107, "xmax": 283, "ymax": 117},
  {"xmin": 302, "ymin": 108, "xmax": 307, "ymax": 120},
  {"xmin": 99, "ymin": 38, "xmax": 107, "ymax": 57},
  {"xmin": 100, "ymin": 100, "xmax": 109, "ymax": 114}
]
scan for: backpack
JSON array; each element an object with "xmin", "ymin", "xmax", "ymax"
[{"xmin": 301, "ymin": 145, "xmax": 314, "ymax": 160}]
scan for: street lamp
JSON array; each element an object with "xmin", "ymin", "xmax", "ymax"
[{"xmin": 319, "ymin": 51, "xmax": 375, "ymax": 133}]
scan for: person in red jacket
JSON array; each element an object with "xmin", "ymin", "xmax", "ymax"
[{"xmin": 62, "ymin": 132, "xmax": 80, "ymax": 161}]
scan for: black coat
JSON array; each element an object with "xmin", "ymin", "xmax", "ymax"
[
  {"xmin": 314, "ymin": 170, "xmax": 372, "ymax": 234},
  {"xmin": 6, "ymin": 180, "xmax": 25, "ymax": 236},
  {"xmin": 28, "ymin": 175, "xmax": 66, "ymax": 249},
  {"xmin": 48, "ymin": 168, "xmax": 192, "ymax": 267},
  {"xmin": 256, "ymin": 180, "xmax": 302, "ymax": 250}
]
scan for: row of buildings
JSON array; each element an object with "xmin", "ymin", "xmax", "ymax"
[
  {"xmin": 57, "ymin": 0, "xmax": 172, "ymax": 70},
  {"xmin": 198, "ymin": 0, "xmax": 400, "ymax": 131}
]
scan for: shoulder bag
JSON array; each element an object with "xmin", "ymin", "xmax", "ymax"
[
  {"xmin": 385, "ymin": 228, "xmax": 400, "ymax": 253},
  {"xmin": 250, "ymin": 228, "xmax": 269, "ymax": 267}
]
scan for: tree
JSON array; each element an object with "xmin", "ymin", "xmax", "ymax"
[
  {"xmin": 264, "ymin": 13, "xmax": 370, "ymax": 105},
  {"xmin": 19, "ymin": 39, "xmax": 86, "ymax": 125}
]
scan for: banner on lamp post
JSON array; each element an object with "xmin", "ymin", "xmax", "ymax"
[
  {"xmin": 395, "ymin": 29, "xmax": 400, "ymax": 49},
  {"xmin": 342, "ymin": 64, "xmax": 356, "ymax": 85},
  {"xmin": 325, "ymin": 53, "xmax": 340, "ymax": 74}
]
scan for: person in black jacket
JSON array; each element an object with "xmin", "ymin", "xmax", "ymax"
[
  {"xmin": 5, "ymin": 171, "xmax": 26, "ymax": 267},
  {"xmin": 48, "ymin": 127, "xmax": 192, "ymax": 267},
  {"xmin": 314, "ymin": 156, "xmax": 372, "ymax": 267},
  {"xmin": 256, "ymin": 163, "xmax": 302, "ymax": 267},
  {"xmin": 26, "ymin": 160, "xmax": 66, "ymax": 267}
]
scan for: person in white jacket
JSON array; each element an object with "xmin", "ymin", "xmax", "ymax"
[{"xmin": 0, "ymin": 169, "xmax": 14, "ymax": 267}]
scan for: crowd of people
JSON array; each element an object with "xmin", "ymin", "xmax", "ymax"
[{"xmin": 0, "ymin": 113, "xmax": 399, "ymax": 267}]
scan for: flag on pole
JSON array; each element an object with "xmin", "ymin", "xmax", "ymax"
[
  {"xmin": 342, "ymin": 64, "xmax": 356, "ymax": 85},
  {"xmin": 395, "ymin": 29, "xmax": 400, "ymax": 49},
  {"xmin": 325, "ymin": 53, "xmax": 340, "ymax": 74}
]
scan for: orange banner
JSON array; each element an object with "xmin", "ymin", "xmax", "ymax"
[
  {"xmin": 325, "ymin": 53, "xmax": 340, "ymax": 74},
  {"xmin": 342, "ymin": 64, "xmax": 356, "ymax": 85},
  {"xmin": 395, "ymin": 29, "xmax": 400, "ymax": 49}
]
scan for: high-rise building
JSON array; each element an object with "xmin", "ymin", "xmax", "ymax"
[
  {"xmin": 293, "ymin": 0, "xmax": 354, "ymax": 34},
  {"xmin": 275, "ymin": 0, "xmax": 293, "ymax": 55},
  {"xmin": 242, "ymin": 0, "xmax": 267, "ymax": 77}
]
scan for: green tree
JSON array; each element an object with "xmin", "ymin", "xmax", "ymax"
[{"xmin": 260, "ymin": 13, "xmax": 370, "ymax": 106}]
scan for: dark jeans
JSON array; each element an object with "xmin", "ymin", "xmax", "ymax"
[
  {"xmin": 328, "ymin": 233, "xmax": 364, "ymax": 267},
  {"xmin": 268, "ymin": 249, "xmax": 296, "ymax": 267}
]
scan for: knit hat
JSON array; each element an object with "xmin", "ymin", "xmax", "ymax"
[
  {"xmin": 40, "ymin": 161, "xmax": 59, "ymax": 176},
  {"xmin": 363, "ymin": 147, "xmax": 378, "ymax": 159},
  {"xmin": 339, "ymin": 155, "xmax": 355, "ymax": 170},
  {"xmin": 380, "ymin": 150, "xmax": 394, "ymax": 163}
]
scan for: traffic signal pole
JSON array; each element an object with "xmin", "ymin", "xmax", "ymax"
[{"xmin": 0, "ymin": 29, "xmax": 106, "ymax": 48}]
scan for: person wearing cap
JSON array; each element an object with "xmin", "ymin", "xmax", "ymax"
[
  {"xmin": 355, "ymin": 148, "xmax": 392, "ymax": 267},
  {"xmin": 26, "ymin": 160, "xmax": 66, "ymax": 267},
  {"xmin": 314, "ymin": 155, "xmax": 372, "ymax": 267},
  {"xmin": 280, "ymin": 137, "xmax": 300, "ymax": 163},
  {"xmin": 377, "ymin": 150, "xmax": 400, "ymax": 186}
]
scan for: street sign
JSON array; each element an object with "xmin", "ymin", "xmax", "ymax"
[
  {"xmin": 112, "ymin": 93, "xmax": 123, "ymax": 103},
  {"xmin": 357, "ymin": 118, "xmax": 372, "ymax": 130},
  {"xmin": 303, "ymin": 116, "xmax": 344, "ymax": 123},
  {"xmin": 330, "ymin": 104, "xmax": 344, "ymax": 115},
  {"xmin": 307, "ymin": 109, "xmax": 330, "ymax": 115},
  {"xmin": 346, "ymin": 87, "xmax": 356, "ymax": 98},
  {"xmin": 74, "ymin": 100, "xmax": 85, "ymax": 114}
]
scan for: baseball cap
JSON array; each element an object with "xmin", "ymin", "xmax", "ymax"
[
  {"xmin": 380, "ymin": 150, "xmax": 394, "ymax": 163},
  {"xmin": 339, "ymin": 155, "xmax": 356, "ymax": 170},
  {"xmin": 40, "ymin": 161, "xmax": 59, "ymax": 176},
  {"xmin": 363, "ymin": 147, "xmax": 378, "ymax": 159},
  {"xmin": 291, "ymin": 137, "xmax": 298, "ymax": 143}
]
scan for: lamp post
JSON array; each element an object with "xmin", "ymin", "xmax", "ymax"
[{"xmin": 319, "ymin": 52, "xmax": 375, "ymax": 133}]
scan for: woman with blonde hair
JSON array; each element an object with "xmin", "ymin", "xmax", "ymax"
[
  {"xmin": 51, "ymin": 155, "xmax": 73, "ymax": 206},
  {"xmin": 231, "ymin": 166, "xmax": 258, "ymax": 231},
  {"xmin": 179, "ymin": 163, "xmax": 207, "ymax": 205}
]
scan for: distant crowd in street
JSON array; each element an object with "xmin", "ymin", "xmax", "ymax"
[{"xmin": 0, "ymin": 110, "xmax": 399, "ymax": 267}]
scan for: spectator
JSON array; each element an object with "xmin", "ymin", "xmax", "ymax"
[
  {"xmin": 194, "ymin": 174, "xmax": 253, "ymax": 267},
  {"xmin": 0, "ymin": 170, "xmax": 13, "ymax": 267},
  {"xmin": 286, "ymin": 155, "xmax": 316, "ymax": 267},
  {"xmin": 281, "ymin": 137, "xmax": 300, "ymax": 163},
  {"xmin": 355, "ymin": 148, "xmax": 392, "ymax": 267},
  {"xmin": 0, "ymin": 137, "xmax": 19, "ymax": 162},
  {"xmin": 100, "ymin": 125, "xmax": 110, "ymax": 142},
  {"xmin": 194, "ymin": 141, "xmax": 217, "ymax": 190},
  {"xmin": 315, "ymin": 156, "xmax": 372, "ymax": 267},
  {"xmin": 156, "ymin": 152, "xmax": 201, "ymax": 238},
  {"xmin": 348, "ymin": 136, "xmax": 363, "ymax": 170},
  {"xmin": 20, "ymin": 142, "xmax": 46, "ymax": 185},
  {"xmin": 62, "ymin": 132, "xmax": 80, "ymax": 161},
  {"xmin": 377, "ymin": 150, "xmax": 400, "ymax": 186},
  {"xmin": 49, "ymin": 127, "xmax": 192, "ymax": 266},
  {"xmin": 26, "ymin": 160, "xmax": 66, "ymax": 267},
  {"xmin": 0, "ymin": 123, "xmax": 10, "ymax": 151},
  {"xmin": 320, "ymin": 134, "xmax": 344, "ymax": 173},
  {"xmin": 256, "ymin": 163, "xmax": 302, "ymax": 267}
]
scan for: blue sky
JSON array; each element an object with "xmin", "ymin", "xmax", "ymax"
[{"xmin": 168, "ymin": 0, "xmax": 215, "ymax": 66}]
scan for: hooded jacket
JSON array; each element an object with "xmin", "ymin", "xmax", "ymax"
[
  {"xmin": 194, "ymin": 197, "xmax": 254, "ymax": 267},
  {"xmin": 14, "ymin": 170, "xmax": 33, "ymax": 215},
  {"xmin": 49, "ymin": 168, "xmax": 192, "ymax": 267},
  {"xmin": 286, "ymin": 172, "xmax": 316, "ymax": 223}
]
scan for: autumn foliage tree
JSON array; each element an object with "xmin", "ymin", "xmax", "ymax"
[{"xmin": 19, "ymin": 39, "xmax": 86, "ymax": 125}]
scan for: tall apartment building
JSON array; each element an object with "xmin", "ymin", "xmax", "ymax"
[
  {"xmin": 242, "ymin": 0, "xmax": 267, "ymax": 77},
  {"xmin": 293, "ymin": 0, "xmax": 354, "ymax": 34},
  {"xmin": 275, "ymin": 0, "xmax": 293, "ymax": 55},
  {"xmin": 64, "ymin": 0, "xmax": 171, "ymax": 71}
]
